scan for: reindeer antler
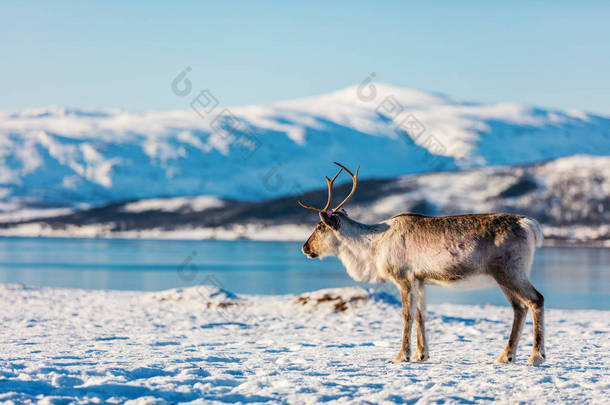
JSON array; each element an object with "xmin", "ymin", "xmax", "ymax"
[
  {"xmin": 297, "ymin": 167, "xmax": 343, "ymax": 213},
  {"xmin": 331, "ymin": 162, "xmax": 359, "ymax": 212},
  {"xmin": 297, "ymin": 162, "xmax": 359, "ymax": 215}
]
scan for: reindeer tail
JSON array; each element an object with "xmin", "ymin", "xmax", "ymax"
[{"xmin": 519, "ymin": 217, "xmax": 544, "ymax": 248}]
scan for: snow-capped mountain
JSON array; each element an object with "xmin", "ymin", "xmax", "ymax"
[{"xmin": 1, "ymin": 83, "xmax": 609, "ymax": 209}]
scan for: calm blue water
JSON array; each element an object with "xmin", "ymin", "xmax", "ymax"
[{"xmin": 0, "ymin": 237, "xmax": 608, "ymax": 310}]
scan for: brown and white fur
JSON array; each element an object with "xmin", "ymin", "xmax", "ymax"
[{"xmin": 302, "ymin": 210, "xmax": 546, "ymax": 366}]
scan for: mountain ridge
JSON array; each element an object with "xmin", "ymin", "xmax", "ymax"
[
  {"xmin": 1, "ymin": 154, "xmax": 608, "ymax": 246},
  {"xmin": 1, "ymin": 83, "xmax": 609, "ymax": 210}
]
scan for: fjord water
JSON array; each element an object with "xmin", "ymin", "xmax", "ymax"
[{"xmin": 0, "ymin": 237, "xmax": 608, "ymax": 310}]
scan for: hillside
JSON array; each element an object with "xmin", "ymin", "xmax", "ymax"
[
  {"xmin": 1, "ymin": 155, "xmax": 607, "ymax": 245},
  {"xmin": 1, "ymin": 84, "xmax": 609, "ymax": 210}
]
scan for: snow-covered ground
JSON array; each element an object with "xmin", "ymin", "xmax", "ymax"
[{"xmin": 1, "ymin": 284, "xmax": 608, "ymax": 404}]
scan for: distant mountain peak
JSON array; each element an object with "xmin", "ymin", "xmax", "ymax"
[{"xmin": 1, "ymin": 84, "xmax": 609, "ymax": 209}]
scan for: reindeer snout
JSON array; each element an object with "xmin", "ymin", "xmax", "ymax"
[{"xmin": 302, "ymin": 244, "xmax": 317, "ymax": 258}]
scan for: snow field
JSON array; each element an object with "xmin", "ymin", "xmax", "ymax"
[{"xmin": 0, "ymin": 285, "xmax": 608, "ymax": 404}]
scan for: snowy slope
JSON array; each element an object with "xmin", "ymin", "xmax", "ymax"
[
  {"xmin": 1, "ymin": 155, "xmax": 608, "ymax": 244},
  {"xmin": 352, "ymin": 155, "xmax": 610, "ymax": 224},
  {"xmin": 0, "ymin": 284, "xmax": 608, "ymax": 404},
  {"xmin": 1, "ymin": 84, "xmax": 609, "ymax": 208}
]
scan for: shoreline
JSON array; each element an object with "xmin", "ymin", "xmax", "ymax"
[{"xmin": 0, "ymin": 231, "xmax": 608, "ymax": 248}]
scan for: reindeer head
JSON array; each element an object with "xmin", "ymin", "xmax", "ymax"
[{"xmin": 299, "ymin": 162, "xmax": 359, "ymax": 258}]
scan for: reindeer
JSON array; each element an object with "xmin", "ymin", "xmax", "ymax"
[{"xmin": 299, "ymin": 163, "xmax": 546, "ymax": 366}]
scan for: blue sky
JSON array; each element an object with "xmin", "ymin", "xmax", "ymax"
[{"xmin": 1, "ymin": 1, "xmax": 609, "ymax": 114}]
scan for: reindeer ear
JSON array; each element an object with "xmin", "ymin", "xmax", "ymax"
[{"xmin": 319, "ymin": 211, "xmax": 340, "ymax": 230}]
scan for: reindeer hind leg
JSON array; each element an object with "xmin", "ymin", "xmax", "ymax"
[
  {"xmin": 494, "ymin": 276, "xmax": 545, "ymax": 366},
  {"xmin": 495, "ymin": 287, "xmax": 527, "ymax": 364},
  {"xmin": 518, "ymin": 282, "xmax": 545, "ymax": 366}
]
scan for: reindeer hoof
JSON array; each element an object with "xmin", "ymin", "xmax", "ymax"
[
  {"xmin": 410, "ymin": 352, "xmax": 429, "ymax": 362},
  {"xmin": 495, "ymin": 353, "xmax": 515, "ymax": 364},
  {"xmin": 389, "ymin": 352, "xmax": 409, "ymax": 363},
  {"xmin": 527, "ymin": 353, "xmax": 546, "ymax": 367}
]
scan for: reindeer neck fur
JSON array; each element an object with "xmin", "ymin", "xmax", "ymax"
[{"xmin": 334, "ymin": 216, "xmax": 388, "ymax": 283}]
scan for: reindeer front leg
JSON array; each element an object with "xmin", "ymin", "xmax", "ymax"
[
  {"xmin": 391, "ymin": 282, "xmax": 414, "ymax": 363},
  {"xmin": 411, "ymin": 279, "xmax": 429, "ymax": 361}
]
